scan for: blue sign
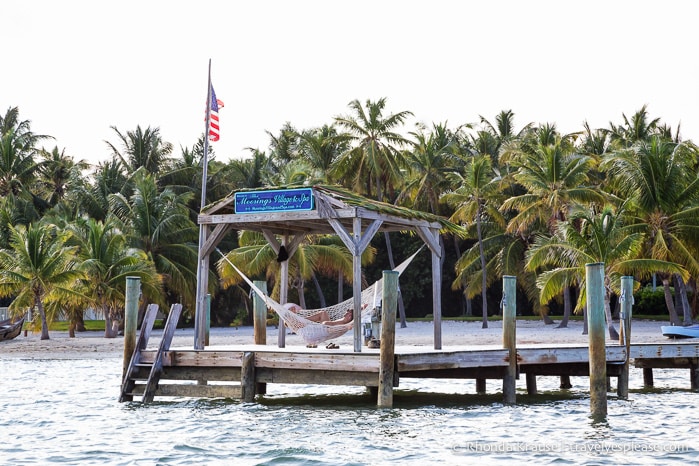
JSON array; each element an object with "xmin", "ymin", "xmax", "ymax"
[{"xmin": 235, "ymin": 188, "xmax": 314, "ymax": 214}]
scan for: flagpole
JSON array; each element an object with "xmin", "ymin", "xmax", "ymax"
[{"xmin": 194, "ymin": 59, "xmax": 212, "ymax": 350}]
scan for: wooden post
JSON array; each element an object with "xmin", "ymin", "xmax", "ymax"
[
  {"xmin": 278, "ymin": 237, "xmax": 289, "ymax": 348},
  {"xmin": 205, "ymin": 294, "xmax": 211, "ymax": 346},
  {"xmin": 253, "ymin": 280, "xmax": 268, "ymax": 345},
  {"xmin": 526, "ymin": 373, "xmax": 537, "ymax": 395},
  {"xmin": 476, "ymin": 378, "xmax": 486, "ymax": 394},
  {"xmin": 241, "ymin": 352, "xmax": 255, "ymax": 402},
  {"xmin": 690, "ymin": 359, "xmax": 699, "ymax": 392},
  {"xmin": 502, "ymin": 275, "xmax": 517, "ymax": 404},
  {"xmin": 122, "ymin": 276, "xmax": 140, "ymax": 380},
  {"xmin": 378, "ymin": 270, "xmax": 398, "ymax": 408},
  {"xmin": 586, "ymin": 262, "xmax": 607, "ymax": 420},
  {"xmin": 560, "ymin": 375, "xmax": 572, "ymax": 389},
  {"xmin": 643, "ymin": 368, "xmax": 654, "ymax": 388},
  {"xmin": 617, "ymin": 276, "xmax": 634, "ymax": 399}
]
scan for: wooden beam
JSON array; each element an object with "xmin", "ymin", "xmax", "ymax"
[{"xmin": 201, "ymin": 223, "xmax": 232, "ymax": 257}]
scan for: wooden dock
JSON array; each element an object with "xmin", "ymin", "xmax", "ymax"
[{"xmin": 121, "ymin": 339, "xmax": 699, "ymax": 403}]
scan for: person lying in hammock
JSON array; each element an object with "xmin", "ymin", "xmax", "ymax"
[{"xmin": 284, "ymin": 303, "xmax": 364, "ymax": 326}]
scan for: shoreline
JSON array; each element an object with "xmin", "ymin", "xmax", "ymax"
[{"xmin": 0, "ymin": 319, "xmax": 677, "ymax": 360}]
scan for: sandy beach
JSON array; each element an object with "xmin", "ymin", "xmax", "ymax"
[{"xmin": 0, "ymin": 319, "xmax": 676, "ymax": 359}]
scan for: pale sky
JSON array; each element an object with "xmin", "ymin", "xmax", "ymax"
[{"xmin": 3, "ymin": 0, "xmax": 697, "ymax": 167}]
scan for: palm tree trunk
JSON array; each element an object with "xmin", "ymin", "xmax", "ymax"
[
  {"xmin": 662, "ymin": 277, "xmax": 681, "ymax": 325},
  {"xmin": 337, "ymin": 270, "xmax": 344, "ymax": 304},
  {"xmin": 604, "ymin": 290, "xmax": 619, "ymax": 340},
  {"xmin": 105, "ymin": 305, "xmax": 118, "ymax": 338},
  {"xmin": 557, "ymin": 286, "xmax": 572, "ymax": 328},
  {"xmin": 676, "ymin": 274, "xmax": 692, "ymax": 325},
  {"xmin": 476, "ymin": 213, "xmax": 488, "ymax": 329},
  {"xmin": 452, "ymin": 236, "xmax": 469, "ymax": 316},
  {"xmin": 312, "ymin": 273, "xmax": 326, "ymax": 308},
  {"xmin": 36, "ymin": 296, "xmax": 50, "ymax": 340}
]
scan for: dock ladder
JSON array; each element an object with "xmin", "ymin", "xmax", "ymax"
[{"xmin": 119, "ymin": 303, "xmax": 182, "ymax": 403}]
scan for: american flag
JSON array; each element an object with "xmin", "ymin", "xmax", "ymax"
[{"xmin": 208, "ymin": 84, "xmax": 224, "ymax": 141}]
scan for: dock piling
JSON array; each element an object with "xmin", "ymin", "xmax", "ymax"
[
  {"xmin": 502, "ymin": 275, "xmax": 517, "ymax": 404},
  {"xmin": 378, "ymin": 270, "xmax": 399, "ymax": 408},
  {"xmin": 617, "ymin": 276, "xmax": 634, "ymax": 399},
  {"xmin": 586, "ymin": 262, "xmax": 607, "ymax": 420},
  {"xmin": 122, "ymin": 276, "xmax": 141, "ymax": 380}
]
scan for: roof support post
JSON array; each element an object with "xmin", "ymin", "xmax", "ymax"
[{"xmin": 353, "ymin": 218, "xmax": 363, "ymax": 352}]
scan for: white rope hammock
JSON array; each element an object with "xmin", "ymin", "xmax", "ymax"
[{"xmin": 218, "ymin": 247, "xmax": 423, "ymax": 345}]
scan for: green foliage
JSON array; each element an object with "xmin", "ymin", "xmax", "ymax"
[{"xmin": 633, "ymin": 285, "xmax": 671, "ymax": 316}]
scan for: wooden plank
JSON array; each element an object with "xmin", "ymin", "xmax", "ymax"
[
  {"xmin": 161, "ymin": 367, "xmax": 241, "ymax": 381},
  {"xmin": 397, "ymin": 350, "xmax": 510, "ymax": 371},
  {"xmin": 155, "ymin": 383, "xmax": 242, "ymax": 399},
  {"xmin": 144, "ymin": 350, "xmax": 246, "ymax": 367},
  {"xmin": 634, "ymin": 357, "xmax": 697, "ymax": 369},
  {"xmin": 517, "ymin": 346, "xmax": 626, "ymax": 365},
  {"xmin": 630, "ymin": 343, "xmax": 699, "ymax": 359},
  {"xmin": 256, "ymin": 368, "xmax": 378, "ymax": 386},
  {"xmin": 255, "ymin": 352, "xmax": 379, "ymax": 372},
  {"xmin": 399, "ymin": 367, "xmax": 507, "ymax": 379}
]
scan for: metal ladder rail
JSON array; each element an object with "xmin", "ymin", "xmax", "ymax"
[
  {"xmin": 142, "ymin": 303, "xmax": 183, "ymax": 403},
  {"xmin": 119, "ymin": 304, "xmax": 159, "ymax": 402}
]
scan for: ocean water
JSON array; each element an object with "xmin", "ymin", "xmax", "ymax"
[{"xmin": 1, "ymin": 356, "xmax": 697, "ymax": 465}]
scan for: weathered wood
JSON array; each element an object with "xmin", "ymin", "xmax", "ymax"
[
  {"xmin": 630, "ymin": 343, "xmax": 699, "ymax": 359},
  {"xmin": 241, "ymin": 352, "xmax": 255, "ymax": 401},
  {"xmin": 119, "ymin": 303, "xmax": 158, "ymax": 403},
  {"xmin": 253, "ymin": 280, "xmax": 267, "ymax": 345},
  {"xmin": 256, "ymin": 368, "xmax": 378, "ymax": 386},
  {"xmin": 476, "ymin": 378, "xmax": 486, "ymax": 394},
  {"xmin": 517, "ymin": 346, "xmax": 626, "ymax": 365},
  {"xmin": 255, "ymin": 352, "xmax": 378, "ymax": 372},
  {"xmin": 643, "ymin": 368, "xmax": 654, "ymax": 387},
  {"xmin": 586, "ymin": 262, "xmax": 607, "ymax": 419},
  {"xmin": 142, "ymin": 304, "xmax": 183, "ymax": 403},
  {"xmin": 122, "ymin": 277, "xmax": 141, "ymax": 381},
  {"xmin": 526, "ymin": 373, "xmax": 537, "ymax": 395},
  {"xmin": 152, "ymin": 383, "xmax": 241, "ymax": 399},
  {"xmin": 690, "ymin": 359, "xmax": 699, "ymax": 392},
  {"xmin": 560, "ymin": 375, "xmax": 572, "ymax": 389},
  {"xmin": 398, "ymin": 350, "xmax": 510, "ymax": 371},
  {"xmin": 502, "ymin": 275, "xmax": 517, "ymax": 404},
  {"xmin": 378, "ymin": 271, "xmax": 398, "ymax": 407},
  {"xmin": 353, "ymin": 218, "xmax": 363, "ymax": 352},
  {"xmin": 617, "ymin": 276, "xmax": 634, "ymax": 399}
]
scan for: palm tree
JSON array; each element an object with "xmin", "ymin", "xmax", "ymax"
[
  {"xmin": 527, "ymin": 205, "xmax": 687, "ymax": 338},
  {"xmin": 443, "ymin": 154, "xmax": 504, "ymax": 328},
  {"xmin": 0, "ymin": 107, "xmax": 50, "ymax": 199},
  {"xmin": 601, "ymin": 136, "xmax": 699, "ymax": 325},
  {"xmin": 332, "ymin": 98, "xmax": 413, "ymax": 199},
  {"xmin": 607, "ymin": 105, "xmax": 661, "ymax": 149},
  {"xmin": 0, "ymin": 223, "xmax": 83, "ymax": 339},
  {"xmin": 218, "ymin": 231, "xmax": 374, "ymax": 309},
  {"xmin": 106, "ymin": 125, "xmax": 173, "ymax": 176},
  {"xmin": 297, "ymin": 125, "xmax": 350, "ymax": 184},
  {"xmin": 333, "ymin": 98, "xmax": 413, "ymax": 326},
  {"xmin": 501, "ymin": 131, "xmax": 606, "ymax": 325},
  {"xmin": 69, "ymin": 218, "xmax": 162, "ymax": 337},
  {"xmin": 399, "ymin": 122, "xmax": 460, "ymax": 215},
  {"xmin": 36, "ymin": 146, "xmax": 89, "ymax": 207},
  {"xmin": 108, "ymin": 170, "xmax": 199, "ymax": 311}
]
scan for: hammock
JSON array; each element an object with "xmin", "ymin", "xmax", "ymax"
[{"xmin": 218, "ymin": 247, "xmax": 423, "ymax": 345}]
